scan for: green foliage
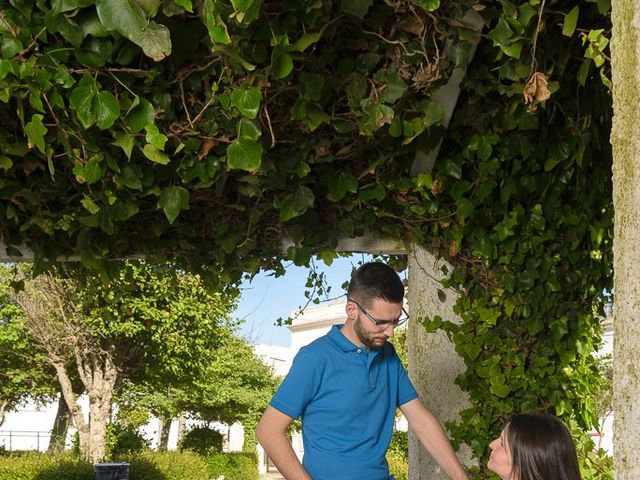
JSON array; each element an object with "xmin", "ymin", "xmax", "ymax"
[
  {"xmin": 0, "ymin": 452, "xmax": 93, "ymax": 480},
  {"xmin": 127, "ymin": 450, "xmax": 210, "ymax": 480},
  {"xmin": 386, "ymin": 431, "xmax": 408, "ymax": 480},
  {"xmin": 203, "ymin": 452, "xmax": 259, "ymax": 480},
  {"xmin": 105, "ymin": 422, "xmax": 150, "ymax": 457},
  {"xmin": 178, "ymin": 426, "xmax": 223, "ymax": 456},
  {"xmin": 0, "ymin": 451, "xmax": 230, "ymax": 480},
  {"xmin": 0, "ymin": 266, "xmax": 58, "ymax": 419},
  {"xmin": 415, "ymin": 1, "xmax": 614, "ymax": 476},
  {"xmin": 0, "ymin": 0, "xmax": 468, "ymax": 280},
  {"xmin": 185, "ymin": 335, "xmax": 278, "ymax": 425}
]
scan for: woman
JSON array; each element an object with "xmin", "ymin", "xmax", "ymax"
[{"xmin": 487, "ymin": 413, "xmax": 582, "ymax": 480}]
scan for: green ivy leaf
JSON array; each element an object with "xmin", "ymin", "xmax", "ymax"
[
  {"xmin": 563, "ymin": 6, "xmax": 579, "ymax": 37},
  {"xmin": 81, "ymin": 197, "xmax": 101, "ymax": 214},
  {"xmin": 25, "ymin": 114, "xmax": 48, "ymax": 153},
  {"xmin": 270, "ymin": 46, "xmax": 293, "ymax": 79},
  {"xmin": 84, "ymin": 155, "xmax": 104, "ymax": 183},
  {"xmin": 380, "ymin": 73, "xmax": 407, "ymax": 104},
  {"xmin": 112, "ymin": 132, "xmax": 135, "ymax": 159},
  {"xmin": 158, "ymin": 186, "xmax": 189, "ymax": 224},
  {"xmin": 293, "ymin": 32, "xmax": 323, "ymax": 52},
  {"xmin": 237, "ymin": 118, "xmax": 262, "ymax": 141},
  {"xmin": 226, "ymin": 138, "xmax": 263, "ymax": 171},
  {"xmin": 409, "ymin": 0, "xmax": 440, "ymax": 12},
  {"xmin": 0, "ymin": 155, "xmax": 12, "ymax": 170},
  {"xmin": 327, "ymin": 172, "xmax": 358, "ymax": 202},
  {"xmin": 138, "ymin": 21, "xmax": 172, "ymax": 61},
  {"xmin": 444, "ymin": 158, "xmax": 462, "ymax": 179},
  {"xmin": 69, "ymin": 76, "xmax": 97, "ymax": 128},
  {"xmin": 79, "ymin": 10, "xmax": 111, "ymax": 38},
  {"xmin": 202, "ymin": 0, "xmax": 231, "ymax": 45},
  {"xmin": 174, "ymin": 0, "xmax": 193, "ymax": 11},
  {"xmin": 359, "ymin": 99, "xmax": 394, "ymax": 134},
  {"xmin": 276, "ymin": 185, "xmax": 315, "ymax": 221},
  {"xmin": 96, "ymin": 0, "xmax": 147, "ymax": 44},
  {"xmin": 456, "ymin": 198, "xmax": 474, "ymax": 219},
  {"xmin": 93, "ymin": 91, "xmax": 120, "ymax": 129},
  {"xmin": 1, "ymin": 39, "xmax": 23, "ymax": 59},
  {"xmin": 125, "ymin": 98, "xmax": 155, "ymax": 133},
  {"xmin": 489, "ymin": 383, "xmax": 510, "ymax": 398},
  {"xmin": 143, "ymin": 144, "xmax": 170, "ymax": 164},
  {"xmin": 230, "ymin": 87, "xmax": 262, "ymax": 119},
  {"xmin": 145, "ymin": 124, "xmax": 168, "ymax": 150}
]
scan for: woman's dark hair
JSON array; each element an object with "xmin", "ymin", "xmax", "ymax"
[
  {"xmin": 508, "ymin": 413, "xmax": 582, "ymax": 480},
  {"xmin": 347, "ymin": 262, "xmax": 404, "ymax": 306}
]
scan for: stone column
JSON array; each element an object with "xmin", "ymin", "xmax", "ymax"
[
  {"xmin": 407, "ymin": 245, "xmax": 472, "ymax": 479},
  {"xmin": 610, "ymin": 2, "xmax": 640, "ymax": 478}
]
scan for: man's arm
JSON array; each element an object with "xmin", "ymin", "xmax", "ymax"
[
  {"xmin": 256, "ymin": 405, "xmax": 312, "ymax": 480},
  {"xmin": 400, "ymin": 398, "xmax": 469, "ymax": 480}
]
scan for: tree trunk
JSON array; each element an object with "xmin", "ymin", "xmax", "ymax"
[
  {"xmin": 407, "ymin": 246, "xmax": 472, "ymax": 479},
  {"xmin": 177, "ymin": 413, "xmax": 186, "ymax": 447},
  {"xmin": 610, "ymin": 2, "xmax": 640, "ymax": 478},
  {"xmin": 158, "ymin": 417, "xmax": 172, "ymax": 451},
  {"xmin": 51, "ymin": 353, "xmax": 118, "ymax": 463},
  {"xmin": 82, "ymin": 355, "xmax": 118, "ymax": 463},
  {"xmin": 47, "ymin": 395, "xmax": 71, "ymax": 454},
  {"xmin": 51, "ymin": 360, "xmax": 90, "ymax": 456},
  {"xmin": 0, "ymin": 399, "xmax": 8, "ymax": 429}
]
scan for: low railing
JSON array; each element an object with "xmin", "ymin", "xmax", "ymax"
[{"xmin": 0, "ymin": 430, "xmax": 52, "ymax": 451}]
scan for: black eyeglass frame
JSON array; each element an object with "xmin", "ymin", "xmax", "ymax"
[{"xmin": 348, "ymin": 297, "xmax": 409, "ymax": 329}]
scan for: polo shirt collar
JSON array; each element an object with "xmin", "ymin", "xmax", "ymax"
[{"xmin": 327, "ymin": 324, "xmax": 383, "ymax": 354}]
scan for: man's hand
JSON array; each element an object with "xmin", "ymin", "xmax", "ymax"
[{"xmin": 400, "ymin": 399, "xmax": 469, "ymax": 480}]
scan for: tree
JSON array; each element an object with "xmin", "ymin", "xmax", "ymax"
[
  {"xmin": 116, "ymin": 333, "xmax": 277, "ymax": 451},
  {"xmin": 0, "ymin": 267, "xmax": 57, "ymax": 428},
  {"xmin": 13, "ymin": 261, "xmax": 237, "ymax": 462}
]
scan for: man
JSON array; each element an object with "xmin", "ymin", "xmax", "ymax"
[{"xmin": 256, "ymin": 262, "xmax": 468, "ymax": 480}]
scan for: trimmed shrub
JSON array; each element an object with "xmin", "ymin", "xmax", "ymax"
[
  {"xmin": 0, "ymin": 452, "xmax": 92, "ymax": 480},
  {"xmin": 0, "ymin": 450, "xmax": 210, "ymax": 480},
  {"xmin": 106, "ymin": 423, "xmax": 150, "ymax": 457},
  {"xmin": 179, "ymin": 426, "xmax": 223, "ymax": 456},
  {"xmin": 204, "ymin": 452, "xmax": 259, "ymax": 480},
  {"xmin": 126, "ymin": 450, "xmax": 209, "ymax": 480}
]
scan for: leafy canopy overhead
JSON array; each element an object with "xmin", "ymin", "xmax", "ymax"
[{"xmin": 0, "ymin": 0, "xmax": 465, "ymax": 281}]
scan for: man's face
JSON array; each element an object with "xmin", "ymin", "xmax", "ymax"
[{"xmin": 352, "ymin": 298, "xmax": 403, "ymax": 349}]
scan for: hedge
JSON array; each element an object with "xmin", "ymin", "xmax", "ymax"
[
  {"xmin": 204, "ymin": 452, "xmax": 259, "ymax": 480},
  {"xmin": 0, "ymin": 450, "xmax": 259, "ymax": 480}
]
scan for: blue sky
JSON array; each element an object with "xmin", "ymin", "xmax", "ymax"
[{"xmin": 233, "ymin": 254, "xmax": 373, "ymax": 346}]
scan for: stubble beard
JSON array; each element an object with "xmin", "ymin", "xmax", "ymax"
[{"xmin": 354, "ymin": 316, "xmax": 387, "ymax": 350}]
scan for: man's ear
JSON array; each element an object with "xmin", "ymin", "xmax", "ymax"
[{"xmin": 345, "ymin": 300, "xmax": 358, "ymax": 321}]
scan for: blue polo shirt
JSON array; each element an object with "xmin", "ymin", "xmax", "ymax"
[{"xmin": 270, "ymin": 325, "xmax": 418, "ymax": 480}]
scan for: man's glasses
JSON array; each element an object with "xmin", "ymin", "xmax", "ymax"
[{"xmin": 349, "ymin": 298, "xmax": 409, "ymax": 329}]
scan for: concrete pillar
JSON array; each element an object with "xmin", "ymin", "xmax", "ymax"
[
  {"xmin": 407, "ymin": 245, "xmax": 472, "ymax": 479},
  {"xmin": 610, "ymin": 1, "xmax": 640, "ymax": 478}
]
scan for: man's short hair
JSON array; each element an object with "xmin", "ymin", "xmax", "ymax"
[{"xmin": 347, "ymin": 262, "xmax": 404, "ymax": 306}]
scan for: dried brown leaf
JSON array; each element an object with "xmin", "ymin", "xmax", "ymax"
[{"xmin": 524, "ymin": 72, "xmax": 551, "ymax": 112}]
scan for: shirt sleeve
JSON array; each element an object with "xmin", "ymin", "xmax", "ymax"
[
  {"xmin": 393, "ymin": 348, "xmax": 418, "ymax": 407},
  {"xmin": 270, "ymin": 346, "xmax": 323, "ymax": 419}
]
